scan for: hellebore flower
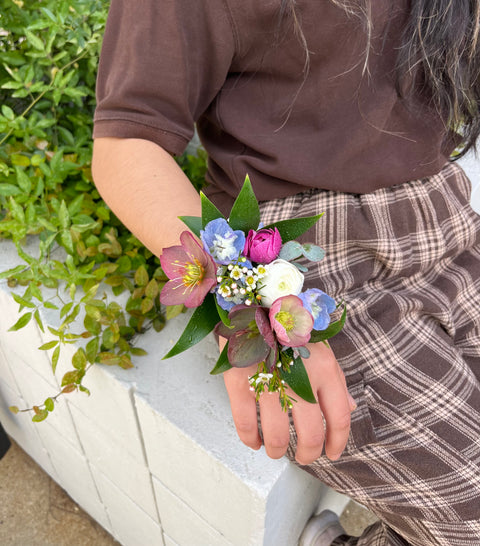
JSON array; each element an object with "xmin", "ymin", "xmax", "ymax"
[
  {"xmin": 215, "ymin": 305, "xmax": 277, "ymax": 368},
  {"xmin": 200, "ymin": 218, "xmax": 245, "ymax": 265},
  {"xmin": 299, "ymin": 288, "xmax": 336, "ymax": 331},
  {"xmin": 244, "ymin": 227, "xmax": 282, "ymax": 264},
  {"xmin": 160, "ymin": 231, "xmax": 217, "ymax": 308},
  {"xmin": 258, "ymin": 259, "xmax": 304, "ymax": 307},
  {"xmin": 269, "ymin": 295, "xmax": 313, "ymax": 347}
]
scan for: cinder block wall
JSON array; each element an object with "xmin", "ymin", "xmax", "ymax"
[{"xmin": 1, "ymin": 155, "xmax": 478, "ymax": 546}]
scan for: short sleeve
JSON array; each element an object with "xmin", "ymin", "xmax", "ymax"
[{"xmin": 93, "ymin": 0, "xmax": 236, "ymax": 155}]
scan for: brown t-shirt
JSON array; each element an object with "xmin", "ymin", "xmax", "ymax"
[{"xmin": 93, "ymin": 0, "xmax": 455, "ymax": 214}]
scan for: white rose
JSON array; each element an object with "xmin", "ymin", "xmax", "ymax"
[{"xmin": 258, "ymin": 259, "xmax": 304, "ymax": 307}]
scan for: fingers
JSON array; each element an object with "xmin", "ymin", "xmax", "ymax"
[
  {"xmin": 258, "ymin": 392, "xmax": 290, "ymax": 459},
  {"xmin": 291, "ymin": 397, "xmax": 325, "ymax": 465},
  {"xmin": 307, "ymin": 343, "xmax": 352, "ymax": 461},
  {"xmin": 223, "ymin": 366, "xmax": 262, "ymax": 450}
]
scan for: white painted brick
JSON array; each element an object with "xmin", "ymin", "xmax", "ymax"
[
  {"xmin": 44, "ymin": 428, "xmax": 111, "ymax": 532},
  {"xmin": 163, "ymin": 535, "xmax": 179, "ymax": 546},
  {"xmin": 64, "ymin": 364, "xmax": 146, "ymax": 462},
  {"xmin": 91, "ymin": 468, "xmax": 164, "ymax": 546},
  {"xmin": 153, "ymin": 477, "xmax": 233, "ymax": 546},
  {"xmin": 70, "ymin": 404, "xmax": 158, "ymax": 521},
  {"xmin": 6, "ymin": 354, "xmax": 82, "ymax": 451},
  {"xmin": 136, "ymin": 396, "xmax": 266, "ymax": 545},
  {"xmin": 0, "ymin": 382, "xmax": 57, "ymax": 479},
  {"xmin": 0, "ymin": 341, "xmax": 18, "ymax": 392}
]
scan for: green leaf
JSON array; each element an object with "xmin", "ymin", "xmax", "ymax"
[
  {"xmin": 179, "ymin": 215, "xmax": 202, "ymax": 237},
  {"xmin": 15, "ymin": 167, "xmax": 32, "ymax": 194},
  {"xmin": 145, "ymin": 279, "xmax": 159, "ymax": 299},
  {"xmin": 1, "ymin": 105, "xmax": 15, "ymax": 121},
  {"xmin": 0, "ymin": 265, "xmax": 26, "ymax": 280},
  {"xmin": 61, "ymin": 370, "xmax": 80, "ymax": 387},
  {"xmin": 214, "ymin": 297, "xmax": 231, "ymax": 328},
  {"xmin": 25, "ymin": 29, "xmax": 44, "ymax": 51},
  {"xmin": 86, "ymin": 337, "xmax": 99, "ymax": 363},
  {"xmin": 280, "ymin": 353, "xmax": 316, "ymax": 403},
  {"xmin": 309, "ymin": 304, "xmax": 347, "ymax": 343},
  {"xmin": 9, "ymin": 406, "xmax": 19, "ymax": 414},
  {"xmin": 38, "ymin": 340, "xmax": 58, "ymax": 351},
  {"xmin": 265, "ymin": 213, "xmax": 324, "ymax": 243},
  {"xmin": 9, "ymin": 312, "xmax": 33, "ymax": 331},
  {"xmin": 58, "ymin": 200, "xmax": 70, "ymax": 230},
  {"xmin": 0, "ymin": 184, "xmax": 22, "ymax": 197},
  {"xmin": 134, "ymin": 265, "xmax": 149, "ymax": 287},
  {"xmin": 201, "ymin": 192, "xmax": 225, "ymax": 227},
  {"xmin": 210, "ymin": 342, "xmax": 232, "ymax": 375},
  {"xmin": 84, "ymin": 314, "xmax": 101, "ymax": 335},
  {"xmin": 165, "ymin": 304, "xmax": 184, "ymax": 320},
  {"xmin": 12, "ymin": 293, "xmax": 35, "ymax": 309},
  {"xmin": 51, "ymin": 345, "xmax": 60, "ymax": 373},
  {"xmin": 163, "ymin": 293, "xmax": 219, "ymax": 359},
  {"xmin": 72, "ymin": 348, "xmax": 87, "ymax": 371},
  {"xmin": 228, "ymin": 175, "xmax": 260, "ymax": 232},
  {"xmin": 131, "ymin": 347, "xmax": 148, "ymax": 356},
  {"xmin": 32, "ymin": 410, "xmax": 49, "ymax": 422},
  {"xmin": 44, "ymin": 398, "xmax": 54, "ymax": 412},
  {"xmin": 34, "ymin": 309, "xmax": 44, "ymax": 333}
]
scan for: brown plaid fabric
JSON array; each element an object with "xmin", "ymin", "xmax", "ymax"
[{"xmin": 259, "ymin": 162, "xmax": 480, "ymax": 545}]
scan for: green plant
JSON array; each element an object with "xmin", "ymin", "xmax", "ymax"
[{"xmin": 0, "ymin": 0, "xmax": 207, "ymax": 421}]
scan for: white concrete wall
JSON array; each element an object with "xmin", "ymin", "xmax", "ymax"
[{"xmin": 0, "ymin": 154, "xmax": 478, "ymax": 545}]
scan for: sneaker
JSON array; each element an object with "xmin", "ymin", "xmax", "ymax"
[{"xmin": 298, "ymin": 510, "xmax": 346, "ymax": 546}]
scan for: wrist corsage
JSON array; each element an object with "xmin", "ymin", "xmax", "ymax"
[{"xmin": 160, "ymin": 176, "xmax": 346, "ymax": 410}]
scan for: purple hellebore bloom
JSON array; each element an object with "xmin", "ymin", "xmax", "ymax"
[
  {"xmin": 299, "ymin": 288, "xmax": 336, "ymax": 330},
  {"xmin": 269, "ymin": 295, "xmax": 313, "ymax": 347},
  {"xmin": 160, "ymin": 231, "xmax": 217, "ymax": 308},
  {"xmin": 215, "ymin": 305, "xmax": 277, "ymax": 368},
  {"xmin": 200, "ymin": 218, "xmax": 246, "ymax": 265}
]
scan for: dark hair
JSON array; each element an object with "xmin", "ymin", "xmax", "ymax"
[{"xmin": 281, "ymin": 0, "xmax": 480, "ymax": 157}]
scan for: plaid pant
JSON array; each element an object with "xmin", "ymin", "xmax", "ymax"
[{"xmin": 260, "ymin": 162, "xmax": 480, "ymax": 545}]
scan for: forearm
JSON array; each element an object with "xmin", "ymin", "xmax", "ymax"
[{"xmin": 91, "ymin": 137, "xmax": 201, "ymax": 256}]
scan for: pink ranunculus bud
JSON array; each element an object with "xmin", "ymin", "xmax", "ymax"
[{"xmin": 243, "ymin": 227, "xmax": 282, "ymax": 264}]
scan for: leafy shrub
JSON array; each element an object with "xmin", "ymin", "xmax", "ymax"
[{"xmin": 0, "ymin": 0, "xmax": 207, "ymax": 421}]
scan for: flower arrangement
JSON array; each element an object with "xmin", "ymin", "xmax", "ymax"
[{"xmin": 160, "ymin": 176, "xmax": 346, "ymax": 410}]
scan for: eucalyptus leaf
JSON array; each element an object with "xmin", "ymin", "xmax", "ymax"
[
  {"xmin": 279, "ymin": 240, "xmax": 303, "ymax": 261},
  {"xmin": 302, "ymin": 243, "xmax": 325, "ymax": 262}
]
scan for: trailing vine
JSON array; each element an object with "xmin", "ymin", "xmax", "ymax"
[{"xmin": 0, "ymin": 0, "xmax": 208, "ymax": 420}]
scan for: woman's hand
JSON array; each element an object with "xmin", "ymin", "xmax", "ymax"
[{"xmin": 222, "ymin": 339, "xmax": 356, "ymax": 465}]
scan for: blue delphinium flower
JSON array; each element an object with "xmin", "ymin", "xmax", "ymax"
[
  {"xmin": 200, "ymin": 218, "xmax": 246, "ymax": 265},
  {"xmin": 299, "ymin": 288, "xmax": 336, "ymax": 330}
]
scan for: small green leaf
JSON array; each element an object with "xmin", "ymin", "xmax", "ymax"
[
  {"xmin": 61, "ymin": 370, "xmax": 80, "ymax": 387},
  {"xmin": 165, "ymin": 304, "xmax": 184, "ymax": 320},
  {"xmin": 58, "ymin": 200, "xmax": 70, "ymax": 230},
  {"xmin": 9, "ymin": 312, "xmax": 33, "ymax": 331},
  {"xmin": 134, "ymin": 265, "xmax": 149, "ymax": 287},
  {"xmin": 86, "ymin": 337, "xmax": 99, "ymax": 363},
  {"xmin": 178, "ymin": 215, "xmax": 202, "ymax": 237},
  {"xmin": 51, "ymin": 346, "xmax": 60, "ymax": 373},
  {"xmin": 38, "ymin": 340, "xmax": 58, "ymax": 351},
  {"xmin": 1, "ymin": 105, "xmax": 15, "ymax": 120},
  {"xmin": 228, "ymin": 175, "xmax": 260, "ymax": 232},
  {"xmin": 72, "ymin": 348, "xmax": 87, "ymax": 371},
  {"xmin": 0, "ymin": 265, "xmax": 26, "ymax": 280},
  {"xmin": 214, "ymin": 297, "xmax": 231, "ymax": 328},
  {"xmin": 9, "ymin": 406, "xmax": 19, "ymax": 414},
  {"xmin": 12, "ymin": 293, "xmax": 35, "ymax": 309},
  {"xmin": 32, "ymin": 410, "xmax": 49, "ymax": 423},
  {"xmin": 34, "ymin": 309, "xmax": 44, "ymax": 333},
  {"xmin": 210, "ymin": 342, "xmax": 232, "ymax": 375},
  {"xmin": 130, "ymin": 347, "xmax": 148, "ymax": 356},
  {"xmin": 201, "ymin": 192, "xmax": 225, "ymax": 227},
  {"xmin": 145, "ymin": 279, "xmax": 159, "ymax": 299},
  {"xmin": 163, "ymin": 293, "xmax": 219, "ymax": 359},
  {"xmin": 44, "ymin": 398, "xmax": 54, "ymax": 412},
  {"xmin": 265, "ymin": 213, "xmax": 324, "ymax": 243},
  {"xmin": 25, "ymin": 29, "xmax": 44, "ymax": 51},
  {"xmin": 280, "ymin": 353, "xmax": 316, "ymax": 403}
]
